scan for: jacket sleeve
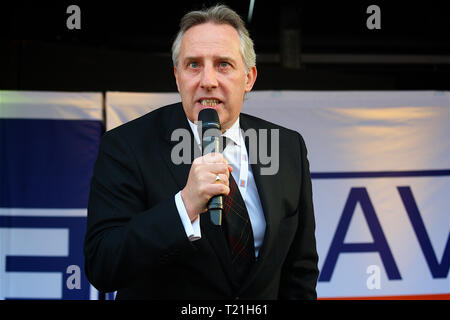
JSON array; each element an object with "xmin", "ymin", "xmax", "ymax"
[
  {"xmin": 83, "ymin": 130, "xmax": 191, "ymax": 293},
  {"xmin": 278, "ymin": 133, "xmax": 319, "ymax": 299}
]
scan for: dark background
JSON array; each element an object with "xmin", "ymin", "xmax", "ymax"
[{"xmin": 2, "ymin": 0, "xmax": 450, "ymax": 92}]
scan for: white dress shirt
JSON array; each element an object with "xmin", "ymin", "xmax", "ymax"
[{"xmin": 174, "ymin": 117, "xmax": 266, "ymax": 257}]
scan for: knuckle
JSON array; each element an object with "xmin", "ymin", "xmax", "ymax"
[
  {"xmin": 198, "ymin": 184, "xmax": 207, "ymax": 194},
  {"xmin": 193, "ymin": 166, "xmax": 202, "ymax": 176}
]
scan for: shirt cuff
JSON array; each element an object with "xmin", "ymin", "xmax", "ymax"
[{"xmin": 174, "ymin": 191, "xmax": 201, "ymax": 241}]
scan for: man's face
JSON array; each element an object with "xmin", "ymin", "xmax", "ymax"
[{"xmin": 174, "ymin": 22, "xmax": 257, "ymax": 131}]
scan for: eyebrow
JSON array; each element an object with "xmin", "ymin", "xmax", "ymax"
[
  {"xmin": 183, "ymin": 56, "xmax": 237, "ymax": 64},
  {"xmin": 216, "ymin": 56, "xmax": 236, "ymax": 63}
]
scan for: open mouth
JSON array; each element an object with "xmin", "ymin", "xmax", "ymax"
[{"xmin": 198, "ymin": 98, "xmax": 222, "ymax": 107}]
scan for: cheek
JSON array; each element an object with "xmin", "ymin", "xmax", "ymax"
[
  {"xmin": 177, "ymin": 80, "xmax": 189, "ymax": 95},
  {"xmin": 229, "ymin": 82, "xmax": 247, "ymax": 101},
  {"xmin": 224, "ymin": 76, "xmax": 246, "ymax": 95},
  {"xmin": 234, "ymin": 74, "xmax": 248, "ymax": 92},
  {"xmin": 178, "ymin": 75, "xmax": 196, "ymax": 93}
]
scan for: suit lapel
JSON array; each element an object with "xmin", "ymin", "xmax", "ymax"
[
  {"xmin": 160, "ymin": 103, "xmax": 196, "ymax": 190},
  {"xmin": 239, "ymin": 114, "xmax": 283, "ymax": 291}
]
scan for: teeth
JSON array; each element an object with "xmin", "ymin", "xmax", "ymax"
[{"xmin": 200, "ymin": 99, "xmax": 220, "ymax": 106}]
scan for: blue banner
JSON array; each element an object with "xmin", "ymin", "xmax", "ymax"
[{"xmin": 0, "ymin": 91, "xmax": 103, "ymax": 299}]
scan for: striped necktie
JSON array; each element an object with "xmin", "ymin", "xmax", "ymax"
[{"xmin": 223, "ymin": 168, "xmax": 256, "ymax": 285}]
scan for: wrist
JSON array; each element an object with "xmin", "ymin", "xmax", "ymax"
[{"xmin": 181, "ymin": 189, "xmax": 198, "ymax": 222}]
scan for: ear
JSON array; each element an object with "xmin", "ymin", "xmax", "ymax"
[
  {"xmin": 244, "ymin": 66, "xmax": 257, "ymax": 92},
  {"xmin": 174, "ymin": 66, "xmax": 180, "ymax": 92}
]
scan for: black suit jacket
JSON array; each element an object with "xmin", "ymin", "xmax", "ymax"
[{"xmin": 84, "ymin": 102, "xmax": 318, "ymax": 299}]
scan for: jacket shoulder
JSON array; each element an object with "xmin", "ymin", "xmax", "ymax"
[{"xmin": 240, "ymin": 112, "xmax": 301, "ymax": 138}]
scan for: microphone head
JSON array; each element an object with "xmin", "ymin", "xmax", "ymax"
[{"xmin": 198, "ymin": 108, "xmax": 221, "ymax": 133}]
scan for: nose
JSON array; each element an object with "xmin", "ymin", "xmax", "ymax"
[{"xmin": 200, "ymin": 64, "xmax": 218, "ymax": 90}]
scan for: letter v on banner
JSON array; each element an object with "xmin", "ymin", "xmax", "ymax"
[
  {"xmin": 319, "ymin": 187, "xmax": 401, "ymax": 282},
  {"xmin": 397, "ymin": 186, "xmax": 450, "ymax": 278}
]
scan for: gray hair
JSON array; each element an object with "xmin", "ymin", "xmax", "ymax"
[{"xmin": 171, "ymin": 4, "xmax": 256, "ymax": 71}]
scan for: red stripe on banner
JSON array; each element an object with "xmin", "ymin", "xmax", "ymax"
[{"xmin": 319, "ymin": 293, "xmax": 450, "ymax": 300}]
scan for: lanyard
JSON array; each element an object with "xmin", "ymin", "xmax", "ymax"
[{"xmin": 236, "ymin": 131, "xmax": 249, "ymax": 199}]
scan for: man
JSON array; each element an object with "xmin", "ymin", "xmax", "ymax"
[{"xmin": 84, "ymin": 5, "xmax": 318, "ymax": 299}]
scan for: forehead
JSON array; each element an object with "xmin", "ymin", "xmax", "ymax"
[{"xmin": 180, "ymin": 22, "xmax": 241, "ymax": 60}]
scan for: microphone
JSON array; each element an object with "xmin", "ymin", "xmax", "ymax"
[{"xmin": 198, "ymin": 108, "xmax": 223, "ymax": 226}]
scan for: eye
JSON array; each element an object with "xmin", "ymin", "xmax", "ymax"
[
  {"xmin": 188, "ymin": 62, "xmax": 199, "ymax": 69},
  {"xmin": 219, "ymin": 61, "xmax": 230, "ymax": 68}
]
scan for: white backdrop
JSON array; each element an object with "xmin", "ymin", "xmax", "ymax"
[{"xmin": 107, "ymin": 90, "xmax": 450, "ymax": 299}]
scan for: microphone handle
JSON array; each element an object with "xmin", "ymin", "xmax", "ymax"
[{"xmin": 203, "ymin": 135, "xmax": 223, "ymax": 225}]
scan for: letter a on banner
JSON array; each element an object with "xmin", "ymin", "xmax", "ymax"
[{"xmin": 319, "ymin": 187, "xmax": 401, "ymax": 282}]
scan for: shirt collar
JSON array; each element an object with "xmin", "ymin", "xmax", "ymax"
[{"xmin": 187, "ymin": 116, "xmax": 241, "ymax": 147}]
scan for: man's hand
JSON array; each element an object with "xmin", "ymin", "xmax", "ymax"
[{"xmin": 181, "ymin": 153, "xmax": 232, "ymax": 222}]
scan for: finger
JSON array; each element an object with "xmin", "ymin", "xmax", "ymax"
[
  {"xmin": 222, "ymin": 156, "xmax": 229, "ymax": 165},
  {"xmin": 214, "ymin": 173, "xmax": 229, "ymax": 186},
  {"xmin": 207, "ymin": 183, "xmax": 230, "ymax": 197},
  {"xmin": 202, "ymin": 162, "xmax": 229, "ymax": 175},
  {"xmin": 201, "ymin": 152, "xmax": 227, "ymax": 164}
]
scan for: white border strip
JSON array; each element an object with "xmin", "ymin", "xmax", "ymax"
[
  {"xmin": 0, "ymin": 208, "xmax": 87, "ymax": 217},
  {"xmin": 0, "ymin": 91, "xmax": 103, "ymax": 120}
]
